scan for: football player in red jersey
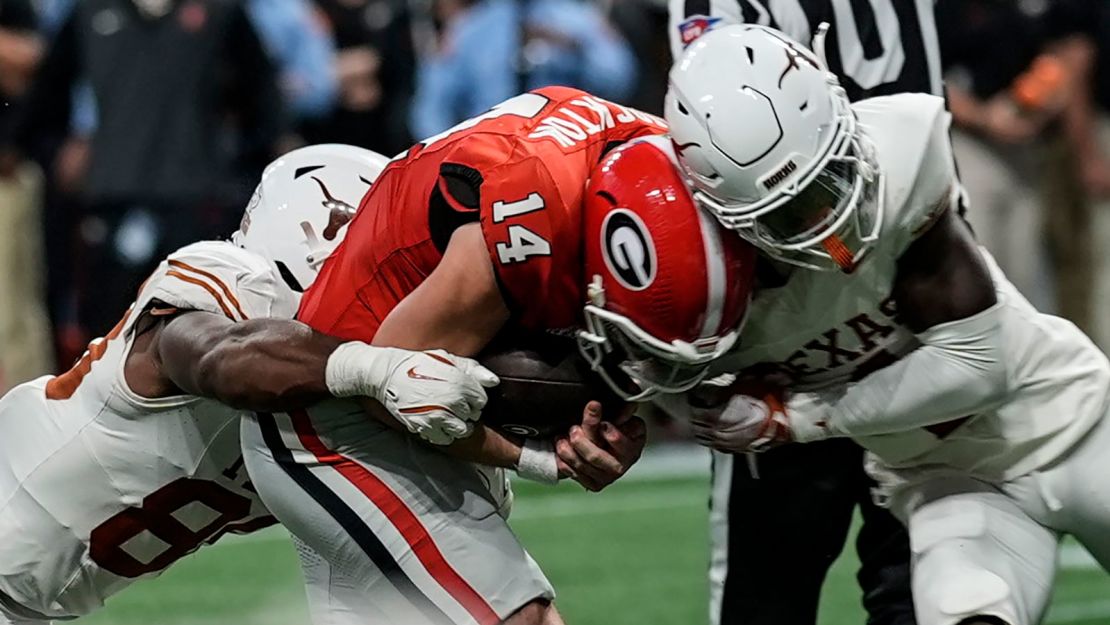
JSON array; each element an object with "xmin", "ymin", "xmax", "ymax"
[{"xmin": 241, "ymin": 87, "xmax": 758, "ymax": 625}]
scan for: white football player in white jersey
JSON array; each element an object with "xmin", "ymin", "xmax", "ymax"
[
  {"xmin": 665, "ymin": 24, "xmax": 1110, "ymax": 625},
  {"xmin": 0, "ymin": 145, "xmax": 507, "ymax": 625}
]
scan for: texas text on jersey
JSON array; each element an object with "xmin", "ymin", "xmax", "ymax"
[
  {"xmin": 298, "ymin": 86, "xmax": 667, "ymax": 341},
  {"xmin": 669, "ymin": 0, "xmax": 943, "ymax": 101},
  {"xmin": 0, "ymin": 242, "xmax": 289, "ymax": 621}
]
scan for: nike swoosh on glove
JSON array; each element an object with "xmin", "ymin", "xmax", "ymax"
[{"xmin": 326, "ymin": 343, "xmax": 500, "ymax": 445}]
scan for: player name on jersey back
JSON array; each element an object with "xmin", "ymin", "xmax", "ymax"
[{"xmin": 528, "ymin": 95, "xmax": 666, "ymax": 148}]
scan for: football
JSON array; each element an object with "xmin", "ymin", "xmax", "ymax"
[{"xmin": 478, "ymin": 333, "xmax": 626, "ymax": 438}]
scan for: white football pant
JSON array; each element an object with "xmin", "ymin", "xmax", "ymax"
[
  {"xmin": 877, "ymin": 409, "xmax": 1110, "ymax": 625},
  {"xmin": 241, "ymin": 401, "xmax": 554, "ymax": 625}
]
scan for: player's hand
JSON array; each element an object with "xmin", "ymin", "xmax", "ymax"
[
  {"xmin": 688, "ymin": 392, "xmax": 793, "ymax": 453},
  {"xmin": 555, "ymin": 401, "xmax": 646, "ymax": 492},
  {"xmin": 326, "ymin": 343, "xmax": 500, "ymax": 445}
]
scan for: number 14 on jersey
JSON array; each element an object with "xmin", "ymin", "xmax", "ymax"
[{"xmin": 493, "ymin": 193, "xmax": 552, "ymax": 264}]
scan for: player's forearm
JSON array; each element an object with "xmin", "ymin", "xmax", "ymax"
[
  {"xmin": 789, "ymin": 302, "xmax": 1009, "ymax": 441},
  {"xmin": 188, "ymin": 319, "xmax": 341, "ymax": 411},
  {"xmin": 443, "ymin": 425, "xmax": 524, "ymax": 468},
  {"xmin": 360, "ymin": 398, "xmax": 558, "ymax": 483}
]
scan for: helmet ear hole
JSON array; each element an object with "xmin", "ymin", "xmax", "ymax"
[
  {"xmin": 676, "ymin": 100, "xmax": 689, "ymax": 116},
  {"xmin": 275, "ymin": 261, "xmax": 305, "ymax": 293}
]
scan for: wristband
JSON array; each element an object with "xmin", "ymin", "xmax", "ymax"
[
  {"xmin": 515, "ymin": 438, "xmax": 559, "ymax": 485},
  {"xmin": 784, "ymin": 393, "xmax": 832, "ymax": 443},
  {"xmin": 325, "ymin": 342, "xmax": 385, "ymax": 399}
]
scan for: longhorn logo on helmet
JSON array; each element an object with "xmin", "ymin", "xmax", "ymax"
[
  {"xmin": 311, "ymin": 176, "xmax": 358, "ymax": 241},
  {"xmin": 601, "ymin": 209, "xmax": 657, "ymax": 291}
]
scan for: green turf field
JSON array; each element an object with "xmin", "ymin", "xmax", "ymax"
[{"xmin": 75, "ymin": 453, "xmax": 1110, "ymax": 625}]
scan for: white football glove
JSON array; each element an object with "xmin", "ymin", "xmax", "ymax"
[
  {"xmin": 325, "ymin": 343, "xmax": 500, "ymax": 445},
  {"xmin": 687, "ymin": 392, "xmax": 793, "ymax": 453}
]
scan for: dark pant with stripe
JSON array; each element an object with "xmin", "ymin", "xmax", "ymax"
[{"xmin": 711, "ymin": 440, "xmax": 916, "ymax": 625}]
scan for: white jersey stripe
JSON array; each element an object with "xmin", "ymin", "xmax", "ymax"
[
  {"xmin": 163, "ymin": 271, "xmax": 241, "ymax": 321},
  {"xmin": 697, "ymin": 208, "xmax": 728, "ymax": 339},
  {"xmin": 164, "ymin": 259, "xmax": 250, "ymax": 320}
]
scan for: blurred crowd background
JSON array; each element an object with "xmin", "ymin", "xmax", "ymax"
[{"xmin": 1, "ymin": 0, "xmax": 1110, "ymax": 396}]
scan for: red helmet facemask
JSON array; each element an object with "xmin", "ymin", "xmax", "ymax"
[{"xmin": 578, "ymin": 137, "xmax": 758, "ymax": 401}]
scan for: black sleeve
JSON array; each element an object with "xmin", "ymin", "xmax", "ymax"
[
  {"xmin": 222, "ymin": 5, "xmax": 289, "ymax": 164},
  {"xmin": 0, "ymin": 0, "xmax": 37, "ymax": 31},
  {"xmin": 428, "ymin": 163, "xmax": 482, "ymax": 253},
  {"xmin": 1, "ymin": 9, "xmax": 78, "ymax": 151}
]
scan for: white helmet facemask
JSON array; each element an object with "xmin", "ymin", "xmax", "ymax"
[
  {"xmin": 696, "ymin": 111, "xmax": 885, "ymax": 272},
  {"xmin": 576, "ymin": 282, "xmax": 740, "ymax": 402}
]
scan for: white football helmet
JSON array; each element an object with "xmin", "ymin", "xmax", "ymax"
[
  {"xmin": 232, "ymin": 144, "xmax": 389, "ymax": 295},
  {"xmin": 666, "ymin": 24, "xmax": 884, "ymax": 271}
]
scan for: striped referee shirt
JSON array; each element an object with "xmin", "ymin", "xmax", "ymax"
[{"xmin": 668, "ymin": 0, "xmax": 943, "ymax": 102}]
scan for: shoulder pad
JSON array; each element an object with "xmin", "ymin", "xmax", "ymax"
[
  {"xmin": 138, "ymin": 241, "xmax": 298, "ymax": 322},
  {"xmin": 856, "ymin": 94, "xmax": 959, "ymax": 257}
]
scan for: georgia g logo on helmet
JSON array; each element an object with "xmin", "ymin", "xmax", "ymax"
[{"xmin": 601, "ymin": 209, "xmax": 657, "ymax": 291}]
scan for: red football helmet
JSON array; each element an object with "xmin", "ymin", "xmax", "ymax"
[{"xmin": 579, "ymin": 136, "xmax": 758, "ymax": 400}]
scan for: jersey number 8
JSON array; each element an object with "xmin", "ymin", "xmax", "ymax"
[{"xmin": 90, "ymin": 478, "xmax": 258, "ymax": 578}]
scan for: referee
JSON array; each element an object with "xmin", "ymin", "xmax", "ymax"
[{"xmin": 666, "ymin": 2, "xmax": 944, "ymax": 625}]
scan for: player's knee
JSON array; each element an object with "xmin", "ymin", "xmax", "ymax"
[
  {"xmin": 915, "ymin": 567, "xmax": 1019, "ymax": 625},
  {"xmin": 909, "ymin": 498, "xmax": 1025, "ymax": 625},
  {"xmin": 501, "ymin": 598, "xmax": 563, "ymax": 625}
]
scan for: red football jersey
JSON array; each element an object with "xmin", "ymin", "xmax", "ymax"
[{"xmin": 298, "ymin": 87, "xmax": 667, "ymax": 341}]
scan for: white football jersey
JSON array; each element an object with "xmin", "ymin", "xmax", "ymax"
[
  {"xmin": 718, "ymin": 93, "xmax": 1110, "ymax": 481},
  {"xmin": 0, "ymin": 241, "xmax": 297, "ymax": 620}
]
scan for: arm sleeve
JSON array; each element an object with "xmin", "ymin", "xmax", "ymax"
[{"xmin": 790, "ymin": 301, "xmax": 1010, "ymax": 441}]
